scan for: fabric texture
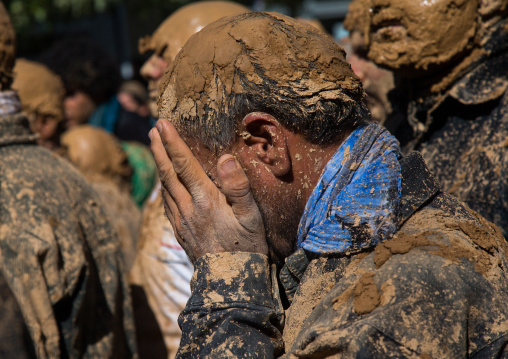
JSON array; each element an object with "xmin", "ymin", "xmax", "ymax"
[
  {"xmin": 0, "ymin": 90, "xmax": 21, "ymax": 116},
  {"xmin": 89, "ymin": 95, "xmax": 121, "ymax": 133},
  {"xmin": 121, "ymin": 141, "xmax": 158, "ymax": 207},
  {"xmin": 298, "ymin": 122, "xmax": 402, "ymax": 254},
  {"xmin": 387, "ymin": 20, "xmax": 508, "ymax": 235},
  {"xmin": 0, "ymin": 110, "xmax": 137, "ymax": 358}
]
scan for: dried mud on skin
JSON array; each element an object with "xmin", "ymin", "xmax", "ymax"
[
  {"xmin": 13, "ymin": 59, "xmax": 65, "ymax": 120},
  {"xmin": 158, "ymin": 12, "xmax": 363, "ymax": 149}
]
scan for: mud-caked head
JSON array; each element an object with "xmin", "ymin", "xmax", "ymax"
[
  {"xmin": 61, "ymin": 125, "xmax": 132, "ymax": 189},
  {"xmin": 158, "ymin": 12, "xmax": 368, "ymax": 261},
  {"xmin": 0, "ymin": 2, "xmax": 15, "ymax": 91},
  {"xmin": 346, "ymin": 0, "xmax": 508, "ymax": 74},
  {"xmin": 139, "ymin": 1, "xmax": 249, "ymax": 117},
  {"xmin": 13, "ymin": 59, "xmax": 65, "ymax": 149},
  {"xmin": 159, "ymin": 11, "xmax": 367, "ymax": 152}
]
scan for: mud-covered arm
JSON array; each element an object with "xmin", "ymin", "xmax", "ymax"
[{"xmin": 176, "ymin": 252, "xmax": 283, "ymax": 358}]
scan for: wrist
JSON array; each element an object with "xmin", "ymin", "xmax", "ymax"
[{"xmin": 188, "ymin": 252, "xmax": 272, "ymax": 309}]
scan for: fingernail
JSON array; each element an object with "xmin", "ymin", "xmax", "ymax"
[
  {"xmin": 148, "ymin": 128, "xmax": 154, "ymax": 141},
  {"xmin": 221, "ymin": 158, "xmax": 237, "ymax": 172},
  {"xmin": 155, "ymin": 120, "xmax": 162, "ymax": 133}
]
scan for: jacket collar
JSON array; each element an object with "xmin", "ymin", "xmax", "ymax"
[
  {"xmin": 404, "ymin": 22, "xmax": 508, "ymax": 149},
  {"xmin": 448, "ymin": 21, "xmax": 508, "ymax": 106},
  {"xmin": 280, "ymin": 151, "xmax": 440, "ymax": 304}
]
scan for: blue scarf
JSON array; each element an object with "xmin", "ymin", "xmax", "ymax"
[{"xmin": 297, "ymin": 123, "xmax": 402, "ymax": 254}]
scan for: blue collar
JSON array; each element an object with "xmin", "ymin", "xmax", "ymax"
[{"xmin": 297, "ymin": 123, "xmax": 402, "ymax": 254}]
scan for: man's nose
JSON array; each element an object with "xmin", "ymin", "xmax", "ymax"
[{"xmin": 140, "ymin": 58, "xmax": 156, "ymax": 81}]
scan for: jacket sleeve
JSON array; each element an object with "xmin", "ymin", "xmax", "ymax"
[{"xmin": 176, "ymin": 252, "xmax": 284, "ymax": 358}]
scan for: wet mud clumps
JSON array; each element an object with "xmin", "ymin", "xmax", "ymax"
[
  {"xmin": 12, "ymin": 59, "xmax": 65, "ymax": 123},
  {"xmin": 158, "ymin": 12, "xmax": 367, "ymax": 153},
  {"xmin": 0, "ymin": 2, "xmax": 16, "ymax": 90},
  {"xmin": 354, "ymin": 0, "xmax": 478, "ymax": 73}
]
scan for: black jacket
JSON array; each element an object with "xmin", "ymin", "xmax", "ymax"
[{"xmin": 388, "ymin": 22, "xmax": 508, "ymax": 235}]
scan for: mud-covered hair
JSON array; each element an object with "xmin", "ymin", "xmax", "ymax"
[{"xmin": 159, "ymin": 12, "xmax": 369, "ymax": 153}]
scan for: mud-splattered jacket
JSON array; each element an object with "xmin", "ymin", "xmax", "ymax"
[
  {"xmin": 389, "ymin": 22, "xmax": 508, "ymax": 235},
  {"xmin": 176, "ymin": 152, "xmax": 508, "ymax": 358},
  {"xmin": 0, "ymin": 110, "xmax": 138, "ymax": 358}
]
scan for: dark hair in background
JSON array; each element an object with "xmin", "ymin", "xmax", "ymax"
[{"xmin": 39, "ymin": 37, "xmax": 121, "ymax": 105}]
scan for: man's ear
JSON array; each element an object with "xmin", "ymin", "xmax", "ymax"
[{"xmin": 240, "ymin": 112, "xmax": 291, "ymax": 177}]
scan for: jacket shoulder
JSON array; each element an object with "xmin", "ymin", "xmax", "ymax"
[{"xmin": 287, "ymin": 198, "xmax": 508, "ymax": 358}]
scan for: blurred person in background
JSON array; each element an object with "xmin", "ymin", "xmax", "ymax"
[
  {"xmin": 340, "ymin": 37, "xmax": 395, "ymax": 125},
  {"xmin": 0, "ymin": 3, "xmax": 137, "ymax": 357},
  {"xmin": 345, "ymin": 0, "xmax": 508, "ymax": 234},
  {"xmin": 61, "ymin": 125, "xmax": 142, "ymax": 272},
  {"xmin": 118, "ymin": 80, "xmax": 151, "ymax": 119},
  {"xmin": 130, "ymin": 2, "xmax": 249, "ymax": 358},
  {"xmin": 115, "ymin": 80, "xmax": 153, "ymax": 146},
  {"xmin": 296, "ymin": 16, "xmax": 395, "ymax": 125},
  {"xmin": 342, "ymin": 1, "xmax": 395, "ymax": 126},
  {"xmin": 40, "ymin": 37, "xmax": 157, "ymax": 207},
  {"xmin": 12, "ymin": 58, "xmax": 66, "ymax": 152}
]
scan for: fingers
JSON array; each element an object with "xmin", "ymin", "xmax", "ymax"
[
  {"xmin": 155, "ymin": 119, "xmax": 213, "ymax": 197},
  {"xmin": 150, "ymin": 127, "xmax": 187, "ymax": 198},
  {"xmin": 216, "ymin": 155, "xmax": 261, "ymax": 224}
]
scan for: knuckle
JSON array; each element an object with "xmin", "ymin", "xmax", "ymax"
[
  {"xmin": 158, "ymin": 169, "xmax": 175, "ymax": 187},
  {"xmin": 173, "ymin": 155, "xmax": 193, "ymax": 176}
]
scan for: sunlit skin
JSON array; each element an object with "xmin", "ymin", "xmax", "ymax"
[
  {"xmin": 140, "ymin": 54, "xmax": 169, "ymax": 118},
  {"xmin": 28, "ymin": 112, "xmax": 62, "ymax": 150},
  {"xmin": 150, "ymin": 115, "xmax": 342, "ymax": 263},
  {"xmin": 64, "ymin": 91, "xmax": 96, "ymax": 128}
]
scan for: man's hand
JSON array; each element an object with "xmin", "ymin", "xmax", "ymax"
[{"xmin": 150, "ymin": 119, "xmax": 268, "ymax": 262}]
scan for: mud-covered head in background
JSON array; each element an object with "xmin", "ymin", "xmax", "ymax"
[
  {"xmin": 139, "ymin": 1, "xmax": 250, "ymax": 117},
  {"xmin": 61, "ymin": 125, "xmax": 131, "ymax": 190},
  {"xmin": 12, "ymin": 59, "xmax": 65, "ymax": 150},
  {"xmin": 0, "ymin": 1, "xmax": 15, "ymax": 91},
  {"xmin": 345, "ymin": 0, "xmax": 508, "ymax": 75},
  {"xmin": 158, "ymin": 11, "xmax": 368, "ymax": 153}
]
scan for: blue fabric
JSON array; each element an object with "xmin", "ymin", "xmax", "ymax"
[
  {"xmin": 297, "ymin": 123, "xmax": 402, "ymax": 254},
  {"xmin": 88, "ymin": 96, "xmax": 121, "ymax": 133}
]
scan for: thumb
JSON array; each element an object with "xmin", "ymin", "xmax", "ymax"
[{"xmin": 216, "ymin": 155, "xmax": 260, "ymax": 221}]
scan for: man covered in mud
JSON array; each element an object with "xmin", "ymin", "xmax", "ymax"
[
  {"xmin": 12, "ymin": 58, "xmax": 66, "ymax": 151},
  {"xmin": 0, "ymin": 3, "xmax": 137, "ymax": 357},
  {"xmin": 345, "ymin": 0, "xmax": 508, "ymax": 234},
  {"xmin": 132, "ymin": 2, "xmax": 249, "ymax": 358},
  {"xmin": 150, "ymin": 12, "xmax": 508, "ymax": 357}
]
